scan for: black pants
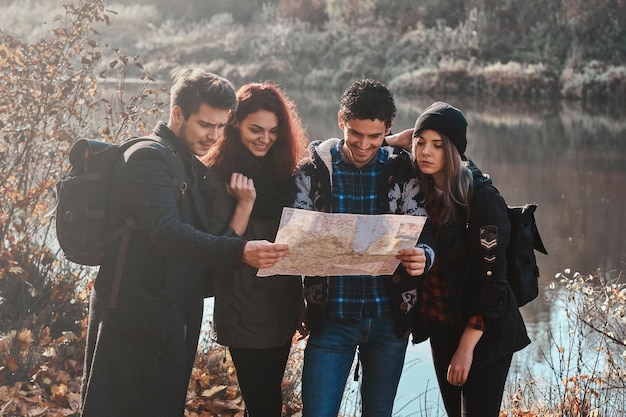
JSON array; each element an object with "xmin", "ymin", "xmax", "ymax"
[
  {"xmin": 229, "ymin": 341, "xmax": 292, "ymax": 417},
  {"xmin": 429, "ymin": 321, "xmax": 512, "ymax": 417}
]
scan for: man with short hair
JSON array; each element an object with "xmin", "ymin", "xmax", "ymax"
[
  {"xmin": 80, "ymin": 68, "xmax": 288, "ymax": 417},
  {"xmin": 293, "ymin": 79, "xmax": 435, "ymax": 417}
]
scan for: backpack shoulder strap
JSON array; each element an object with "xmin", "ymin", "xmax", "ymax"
[{"xmin": 122, "ymin": 135, "xmax": 188, "ymax": 198}]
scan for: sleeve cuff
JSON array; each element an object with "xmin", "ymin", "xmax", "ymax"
[
  {"xmin": 231, "ymin": 239, "xmax": 247, "ymax": 268},
  {"xmin": 467, "ymin": 314, "xmax": 486, "ymax": 331},
  {"xmin": 417, "ymin": 243, "xmax": 435, "ymax": 273}
]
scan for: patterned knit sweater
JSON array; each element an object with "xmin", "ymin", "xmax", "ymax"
[{"xmin": 293, "ymin": 138, "xmax": 436, "ymax": 339}]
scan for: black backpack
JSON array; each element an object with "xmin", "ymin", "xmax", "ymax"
[
  {"xmin": 471, "ymin": 180, "xmax": 548, "ymax": 307},
  {"xmin": 53, "ymin": 136, "xmax": 186, "ymax": 266},
  {"xmin": 504, "ymin": 202, "xmax": 548, "ymax": 306}
]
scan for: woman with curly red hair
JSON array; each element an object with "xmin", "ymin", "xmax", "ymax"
[{"xmin": 202, "ymin": 82, "xmax": 308, "ymax": 417}]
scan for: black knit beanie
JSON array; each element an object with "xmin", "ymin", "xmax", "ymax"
[{"xmin": 413, "ymin": 101, "xmax": 467, "ymax": 156}]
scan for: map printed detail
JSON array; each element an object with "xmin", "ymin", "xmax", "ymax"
[{"xmin": 257, "ymin": 208, "xmax": 427, "ymax": 277}]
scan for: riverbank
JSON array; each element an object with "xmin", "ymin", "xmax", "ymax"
[{"xmin": 3, "ymin": 271, "xmax": 623, "ymax": 417}]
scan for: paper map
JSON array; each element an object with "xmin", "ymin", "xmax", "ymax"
[{"xmin": 257, "ymin": 208, "xmax": 427, "ymax": 277}]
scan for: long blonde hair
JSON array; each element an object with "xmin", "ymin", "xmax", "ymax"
[{"xmin": 414, "ymin": 132, "xmax": 472, "ymax": 224}]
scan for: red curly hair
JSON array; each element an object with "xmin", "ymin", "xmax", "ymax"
[{"xmin": 202, "ymin": 82, "xmax": 307, "ymax": 181}]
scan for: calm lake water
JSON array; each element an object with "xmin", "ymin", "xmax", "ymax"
[{"xmin": 204, "ymin": 92, "xmax": 626, "ymax": 416}]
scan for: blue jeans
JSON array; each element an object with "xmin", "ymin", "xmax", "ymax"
[{"xmin": 301, "ymin": 313, "xmax": 408, "ymax": 417}]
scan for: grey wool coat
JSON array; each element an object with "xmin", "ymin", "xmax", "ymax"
[{"xmin": 80, "ymin": 122, "xmax": 244, "ymax": 417}]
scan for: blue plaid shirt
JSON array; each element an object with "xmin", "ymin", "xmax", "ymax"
[{"xmin": 327, "ymin": 141, "xmax": 392, "ymax": 319}]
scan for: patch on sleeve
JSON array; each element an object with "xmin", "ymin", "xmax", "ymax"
[{"xmin": 479, "ymin": 225, "xmax": 498, "ymax": 250}]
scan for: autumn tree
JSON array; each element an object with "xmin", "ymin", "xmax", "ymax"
[{"xmin": 0, "ymin": 0, "xmax": 165, "ymax": 387}]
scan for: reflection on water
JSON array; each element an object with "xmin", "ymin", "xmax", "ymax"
[{"xmin": 290, "ymin": 92, "xmax": 626, "ymax": 415}]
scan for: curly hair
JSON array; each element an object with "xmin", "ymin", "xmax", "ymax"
[
  {"xmin": 202, "ymin": 82, "xmax": 307, "ymax": 181},
  {"xmin": 339, "ymin": 79, "xmax": 396, "ymax": 129}
]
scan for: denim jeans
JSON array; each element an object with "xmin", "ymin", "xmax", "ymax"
[{"xmin": 301, "ymin": 313, "xmax": 408, "ymax": 417}]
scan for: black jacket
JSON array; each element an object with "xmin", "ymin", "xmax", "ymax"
[
  {"xmin": 80, "ymin": 122, "xmax": 244, "ymax": 417},
  {"xmin": 426, "ymin": 163, "xmax": 530, "ymax": 368}
]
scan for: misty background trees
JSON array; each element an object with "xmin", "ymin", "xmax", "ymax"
[{"xmin": 4, "ymin": 0, "xmax": 625, "ymax": 99}]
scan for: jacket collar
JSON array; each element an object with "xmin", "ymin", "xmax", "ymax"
[{"xmin": 153, "ymin": 121, "xmax": 192, "ymax": 159}]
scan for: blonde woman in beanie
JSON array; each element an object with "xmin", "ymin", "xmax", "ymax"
[{"xmin": 410, "ymin": 102, "xmax": 530, "ymax": 416}]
